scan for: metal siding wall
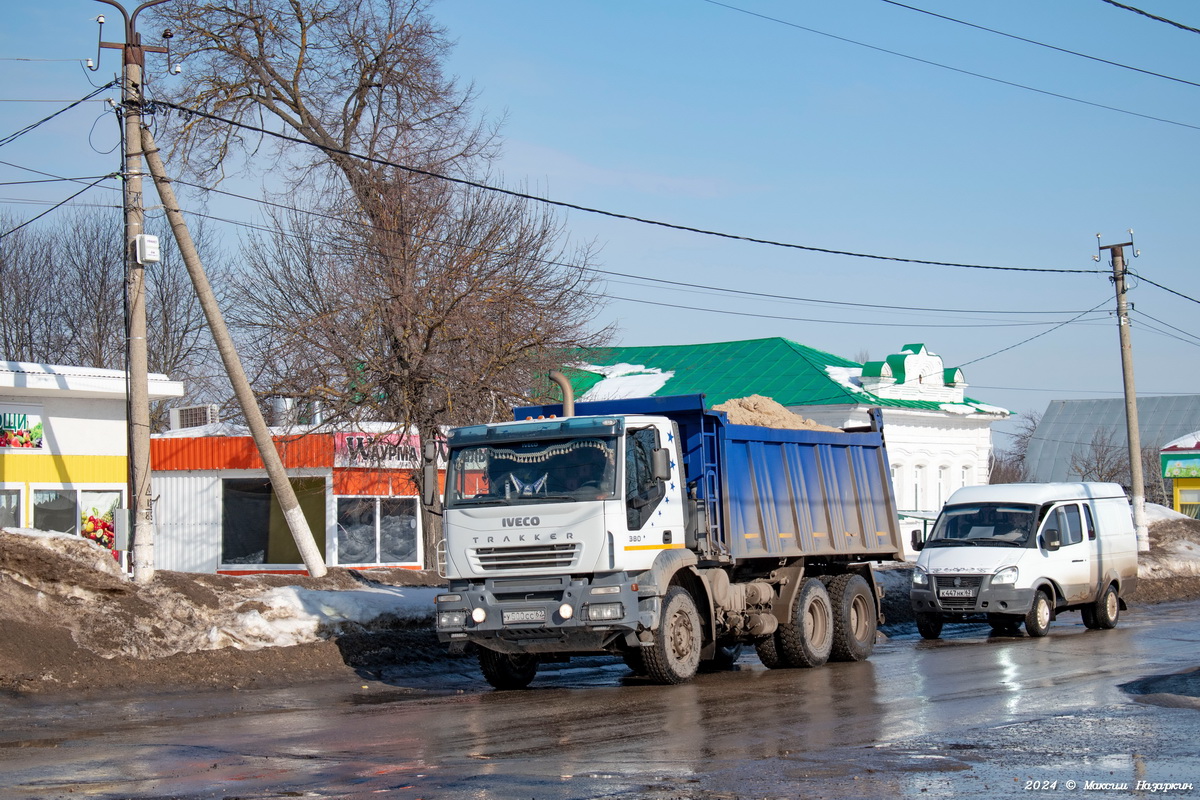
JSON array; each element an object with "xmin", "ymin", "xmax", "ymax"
[{"xmin": 152, "ymin": 473, "xmax": 222, "ymax": 572}]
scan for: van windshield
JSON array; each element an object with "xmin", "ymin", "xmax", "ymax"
[{"xmin": 926, "ymin": 503, "xmax": 1039, "ymax": 548}]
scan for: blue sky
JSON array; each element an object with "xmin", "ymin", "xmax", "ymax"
[{"xmin": 3, "ymin": 1, "xmax": 1199, "ymax": 444}]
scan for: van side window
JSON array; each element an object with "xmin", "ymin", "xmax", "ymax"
[
  {"xmin": 1061, "ymin": 504, "xmax": 1083, "ymax": 546},
  {"xmin": 1084, "ymin": 504, "xmax": 1096, "ymax": 540}
]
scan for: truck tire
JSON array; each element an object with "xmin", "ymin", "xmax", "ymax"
[
  {"xmin": 755, "ymin": 634, "xmax": 785, "ymax": 669},
  {"xmin": 622, "ymin": 648, "xmax": 647, "ymax": 675},
  {"xmin": 776, "ymin": 578, "xmax": 833, "ymax": 668},
  {"xmin": 824, "ymin": 574, "xmax": 877, "ymax": 662},
  {"xmin": 916, "ymin": 612, "xmax": 943, "ymax": 640},
  {"xmin": 1093, "ymin": 583, "xmax": 1120, "ymax": 629},
  {"xmin": 478, "ymin": 649, "xmax": 539, "ymax": 690},
  {"xmin": 643, "ymin": 586, "xmax": 702, "ymax": 684},
  {"xmin": 1024, "ymin": 589, "xmax": 1053, "ymax": 638}
]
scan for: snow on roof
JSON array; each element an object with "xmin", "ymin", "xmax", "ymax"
[
  {"xmin": 576, "ymin": 362, "xmax": 675, "ymax": 401},
  {"xmin": 1, "ymin": 360, "xmax": 184, "ymax": 400},
  {"xmin": 1162, "ymin": 431, "xmax": 1200, "ymax": 452}
]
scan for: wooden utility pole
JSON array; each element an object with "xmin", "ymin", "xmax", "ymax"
[
  {"xmin": 141, "ymin": 126, "xmax": 328, "ymax": 577},
  {"xmin": 96, "ymin": 0, "xmax": 170, "ymax": 582},
  {"xmin": 1098, "ymin": 233, "xmax": 1149, "ymax": 552}
]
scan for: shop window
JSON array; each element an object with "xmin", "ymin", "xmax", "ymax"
[
  {"xmin": 1180, "ymin": 489, "xmax": 1200, "ymax": 520},
  {"xmin": 0, "ymin": 489, "xmax": 20, "ymax": 527},
  {"xmin": 336, "ymin": 497, "xmax": 419, "ymax": 565},
  {"xmin": 34, "ymin": 490, "xmax": 77, "ymax": 534},
  {"xmin": 221, "ymin": 478, "xmax": 326, "ymax": 565}
]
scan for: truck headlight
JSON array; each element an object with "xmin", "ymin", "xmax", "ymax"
[
  {"xmin": 912, "ymin": 567, "xmax": 929, "ymax": 587},
  {"xmin": 437, "ymin": 610, "xmax": 467, "ymax": 628},
  {"xmin": 992, "ymin": 566, "xmax": 1018, "ymax": 585},
  {"xmin": 584, "ymin": 602, "xmax": 624, "ymax": 621}
]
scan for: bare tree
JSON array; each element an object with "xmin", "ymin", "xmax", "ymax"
[
  {"xmin": 1070, "ymin": 427, "xmax": 1130, "ymax": 484},
  {"xmin": 0, "ymin": 209, "xmax": 224, "ymax": 429},
  {"xmin": 154, "ymin": 0, "xmax": 613, "ymax": 565},
  {"xmin": 990, "ymin": 409, "xmax": 1041, "ymax": 484}
]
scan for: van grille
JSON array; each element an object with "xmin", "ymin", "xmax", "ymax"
[
  {"xmin": 471, "ymin": 542, "xmax": 579, "ymax": 572},
  {"xmin": 933, "ymin": 574, "xmax": 985, "ymax": 611}
]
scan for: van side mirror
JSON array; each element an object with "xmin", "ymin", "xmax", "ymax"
[
  {"xmin": 1041, "ymin": 529, "xmax": 1061, "ymax": 551},
  {"xmin": 910, "ymin": 530, "xmax": 925, "ymax": 552}
]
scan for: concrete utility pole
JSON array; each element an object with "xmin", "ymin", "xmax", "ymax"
[
  {"xmin": 96, "ymin": 0, "xmax": 170, "ymax": 583},
  {"xmin": 1097, "ymin": 233, "xmax": 1150, "ymax": 553},
  {"xmin": 141, "ymin": 126, "xmax": 328, "ymax": 577}
]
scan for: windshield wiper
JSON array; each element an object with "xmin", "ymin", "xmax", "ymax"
[{"xmin": 927, "ymin": 539, "xmax": 979, "ymax": 547}]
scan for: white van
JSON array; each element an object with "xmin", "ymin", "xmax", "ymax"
[{"xmin": 909, "ymin": 482, "xmax": 1139, "ymax": 639}]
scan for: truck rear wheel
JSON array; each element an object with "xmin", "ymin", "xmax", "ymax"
[
  {"xmin": 776, "ymin": 578, "xmax": 833, "ymax": 668},
  {"xmin": 755, "ymin": 634, "xmax": 785, "ymax": 669},
  {"xmin": 478, "ymin": 648, "xmax": 539, "ymax": 690},
  {"xmin": 824, "ymin": 574, "xmax": 877, "ymax": 662},
  {"xmin": 644, "ymin": 586, "xmax": 702, "ymax": 684}
]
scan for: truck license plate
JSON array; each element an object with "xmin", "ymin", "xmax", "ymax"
[
  {"xmin": 503, "ymin": 608, "xmax": 546, "ymax": 624},
  {"xmin": 939, "ymin": 588, "xmax": 976, "ymax": 598}
]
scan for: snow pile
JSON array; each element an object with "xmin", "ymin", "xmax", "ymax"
[
  {"xmin": 1141, "ymin": 504, "xmax": 1200, "ymax": 579},
  {"xmin": 0, "ymin": 527, "xmax": 439, "ymax": 660},
  {"xmin": 216, "ymin": 584, "xmax": 441, "ymax": 650}
]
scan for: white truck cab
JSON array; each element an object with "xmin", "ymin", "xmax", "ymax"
[{"xmin": 909, "ymin": 482, "xmax": 1138, "ymax": 639}]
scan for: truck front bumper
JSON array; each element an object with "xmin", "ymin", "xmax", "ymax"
[{"xmin": 435, "ymin": 573, "xmax": 656, "ymax": 655}]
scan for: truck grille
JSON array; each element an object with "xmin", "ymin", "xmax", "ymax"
[{"xmin": 471, "ymin": 542, "xmax": 579, "ymax": 572}]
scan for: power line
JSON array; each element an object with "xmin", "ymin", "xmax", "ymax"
[
  {"xmin": 701, "ymin": 0, "xmax": 1200, "ymax": 132},
  {"xmin": 959, "ymin": 299, "xmax": 1112, "ymax": 366},
  {"xmin": 0, "ymin": 174, "xmax": 116, "ymax": 239},
  {"xmin": 161, "ymin": 174, "xmax": 1117, "ymax": 322},
  {"xmin": 1098, "ymin": 0, "xmax": 1200, "ymax": 35},
  {"xmin": 878, "ymin": 0, "xmax": 1200, "ymax": 89},
  {"xmin": 1131, "ymin": 271, "xmax": 1200, "ymax": 305},
  {"xmin": 154, "ymin": 99, "xmax": 1108, "ymax": 276},
  {"xmin": 0, "ymin": 83, "xmax": 116, "ymax": 148},
  {"xmin": 873, "ymin": 0, "xmax": 1200, "ymax": 88}
]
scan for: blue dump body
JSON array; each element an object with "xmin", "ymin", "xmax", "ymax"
[{"xmin": 515, "ymin": 394, "xmax": 904, "ymax": 562}]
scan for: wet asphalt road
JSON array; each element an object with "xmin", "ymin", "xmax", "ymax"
[{"xmin": 2, "ymin": 602, "xmax": 1199, "ymax": 800}]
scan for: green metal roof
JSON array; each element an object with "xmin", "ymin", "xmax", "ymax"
[{"xmin": 567, "ymin": 337, "xmax": 1007, "ymax": 416}]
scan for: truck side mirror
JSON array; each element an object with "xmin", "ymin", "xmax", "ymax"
[
  {"xmin": 422, "ymin": 462, "xmax": 440, "ymax": 511},
  {"xmin": 911, "ymin": 529, "xmax": 924, "ymax": 552},
  {"xmin": 1041, "ymin": 529, "xmax": 1061, "ymax": 551},
  {"xmin": 652, "ymin": 448, "xmax": 671, "ymax": 481}
]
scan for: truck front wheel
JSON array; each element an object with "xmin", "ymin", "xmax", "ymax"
[
  {"xmin": 479, "ymin": 649, "xmax": 539, "ymax": 690},
  {"xmin": 776, "ymin": 578, "xmax": 833, "ymax": 668},
  {"xmin": 644, "ymin": 586, "xmax": 702, "ymax": 684}
]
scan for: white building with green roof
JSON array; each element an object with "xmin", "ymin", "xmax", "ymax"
[{"xmin": 567, "ymin": 338, "xmax": 1009, "ymax": 522}]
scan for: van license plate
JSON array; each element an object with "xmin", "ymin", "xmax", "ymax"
[
  {"xmin": 939, "ymin": 588, "xmax": 976, "ymax": 598},
  {"xmin": 503, "ymin": 609, "xmax": 545, "ymax": 624}
]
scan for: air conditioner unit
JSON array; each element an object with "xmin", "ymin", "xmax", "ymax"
[{"xmin": 169, "ymin": 404, "xmax": 220, "ymax": 430}]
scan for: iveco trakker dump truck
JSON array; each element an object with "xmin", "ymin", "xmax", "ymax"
[{"xmin": 426, "ymin": 393, "xmax": 904, "ymax": 688}]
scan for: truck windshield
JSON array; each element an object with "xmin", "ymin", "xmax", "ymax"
[
  {"xmin": 926, "ymin": 503, "xmax": 1039, "ymax": 547},
  {"xmin": 445, "ymin": 437, "xmax": 618, "ymax": 507}
]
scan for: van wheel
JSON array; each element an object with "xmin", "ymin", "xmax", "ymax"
[
  {"xmin": 1024, "ymin": 590, "xmax": 1053, "ymax": 637},
  {"xmin": 916, "ymin": 612, "xmax": 943, "ymax": 640},
  {"xmin": 643, "ymin": 586, "xmax": 702, "ymax": 684},
  {"xmin": 825, "ymin": 574, "xmax": 877, "ymax": 662},
  {"xmin": 478, "ymin": 649, "xmax": 539, "ymax": 690},
  {"xmin": 777, "ymin": 578, "xmax": 834, "ymax": 667},
  {"xmin": 1080, "ymin": 604, "xmax": 1100, "ymax": 629},
  {"xmin": 1093, "ymin": 583, "xmax": 1120, "ymax": 629}
]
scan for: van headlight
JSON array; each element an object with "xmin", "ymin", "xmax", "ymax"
[
  {"xmin": 992, "ymin": 566, "xmax": 1018, "ymax": 585},
  {"xmin": 912, "ymin": 567, "xmax": 929, "ymax": 587}
]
